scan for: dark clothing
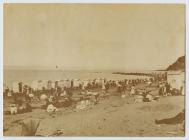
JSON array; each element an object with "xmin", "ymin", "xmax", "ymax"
[
  {"xmin": 165, "ymin": 83, "xmax": 170, "ymax": 93},
  {"xmin": 19, "ymin": 82, "xmax": 23, "ymax": 93},
  {"xmin": 105, "ymin": 83, "xmax": 109, "ymax": 93},
  {"xmin": 143, "ymin": 98, "xmax": 150, "ymax": 102},
  {"xmin": 155, "ymin": 112, "xmax": 185, "ymax": 124},
  {"xmin": 159, "ymin": 87, "xmax": 163, "ymax": 96}
]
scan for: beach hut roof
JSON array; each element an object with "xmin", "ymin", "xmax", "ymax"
[{"xmin": 167, "ymin": 71, "xmax": 183, "ymax": 75}]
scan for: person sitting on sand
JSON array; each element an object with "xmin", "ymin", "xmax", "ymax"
[
  {"xmin": 49, "ymin": 95, "xmax": 55, "ymax": 103},
  {"xmin": 142, "ymin": 93, "xmax": 147, "ymax": 102},
  {"xmin": 147, "ymin": 80, "xmax": 152, "ymax": 87},
  {"xmin": 18, "ymin": 102, "xmax": 32, "ymax": 114},
  {"xmin": 155, "ymin": 109, "xmax": 185, "ymax": 125},
  {"xmin": 9, "ymin": 103, "xmax": 18, "ymax": 115},
  {"xmin": 146, "ymin": 93, "xmax": 153, "ymax": 101},
  {"xmin": 7, "ymin": 90, "xmax": 12, "ymax": 97},
  {"xmin": 134, "ymin": 93, "xmax": 144, "ymax": 103},
  {"xmin": 60, "ymin": 88, "xmax": 67, "ymax": 97},
  {"xmin": 47, "ymin": 104, "xmax": 58, "ymax": 113}
]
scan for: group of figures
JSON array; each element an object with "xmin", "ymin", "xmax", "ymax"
[
  {"xmin": 158, "ymin": 80, "xmax": 184, "ymax": 96},
  {"xmin": 3, "ymin": 75, "xmax": 185, "ymax": 136},
  {"xmin": 4, "ymin": 77, "xmax": 155, "ymax": 114},
  {"xmin": 3, "ymin": 73, "xmax": 184, "ymax": 116}
]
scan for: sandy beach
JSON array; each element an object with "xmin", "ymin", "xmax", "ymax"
[
  {"xmin": 3, "ymin": 4, "xmax": 185, "ymax": 138},
  {"xmin": 3, "ymin": 83, "xmax": 185, "ymax": 137}
]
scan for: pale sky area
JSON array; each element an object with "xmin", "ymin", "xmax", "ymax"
[{"xmin": 4, "ymin": 4, "xmax": 185, "ymax": 70}]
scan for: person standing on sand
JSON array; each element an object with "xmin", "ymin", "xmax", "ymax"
[
  {"xmin": 165, "ymin": 82, "xmax": 171, "ymax": 95},
  {"xmin": 130, "ymin": 85, "xmax": 135, "ymax": 96},
  {"xmin": 82, "ymin": 83, "xmax": 85, "ymax": 90},
  {"xmin": 158, "ymin": 82, "xmax": 163, "ymax": 96},
  {"xmin": 105, "ymin": 82, "xmax": 109, "ymax": 93},
  {"xmin": 61, "ymin": 87, "xmax": 67, "ymax": 97},
  {"xmin": 123, "ymin": 84, "xmax": 127, "ymax": 94},
  {"xmin": 18, "ymin": 82, "xmax": 23, "ymax": 93},
  {"xmin": 162, "ymin": 82, "xmax": 167, "ymax": 96},
  {"xmin": 102, "ymin": 83, "xmax": 106, "ymax": 92},
  {"xmin": 116, "ymin": 83, "xmax": 122, "ymax": 95},
  {"xmin": 4, "ymin": 86, "xmax": 9, "ymax": 97}
]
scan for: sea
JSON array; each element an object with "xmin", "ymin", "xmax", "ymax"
[{"xmin": 3, "ymin": 69, "xmax": 158, "ymax": 87}]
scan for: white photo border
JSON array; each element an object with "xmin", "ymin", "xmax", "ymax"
[{"xmin": 0, "ymin": 0, "xmax": 188, "ymax": 140}]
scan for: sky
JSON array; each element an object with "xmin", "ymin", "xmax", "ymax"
[{"xmin": 4, "ymin": 4, "xmax": 185, "ymax": 70}]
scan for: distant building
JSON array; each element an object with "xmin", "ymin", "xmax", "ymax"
[{"xmin": 167, "ymin": 71, "xmax": 185, "ymax": 95}]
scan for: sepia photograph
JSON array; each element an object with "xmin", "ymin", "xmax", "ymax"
[{"xmin": 3, "ymin": 3, "xmax": 186, "ymax": 137}]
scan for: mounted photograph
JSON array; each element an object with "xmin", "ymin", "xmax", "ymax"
[{"xmin": 3, "ymin": 3, "xmax": 185, "ymax": 137}]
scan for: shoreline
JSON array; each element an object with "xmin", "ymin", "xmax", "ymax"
[{"xmin": 112, "ymin": 72, "xmax": 155, "ymax": 77}]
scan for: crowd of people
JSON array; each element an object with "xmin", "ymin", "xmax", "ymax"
[
  {"xmin": 3, "ymin": 73, "xmax": 185, "ymax": 136},
  {"xmin": 3, "ymin": 72, "xmax": 184, "ymax": 115},
  {"xmin": 158, "ymin": 80, "xmax": 184, "ymax": 96},
  {"xmin": 3, "ymin": 77, "xmax": 155, "ymax": 114}
]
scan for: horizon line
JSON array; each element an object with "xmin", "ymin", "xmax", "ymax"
[{"xmin": 3, "ymin": 65, "xmax": 165, "ymax": 71}]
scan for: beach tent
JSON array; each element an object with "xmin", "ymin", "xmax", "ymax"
[
  {"xmin": 167, "ymin": 71, "xmax": 185, "ymax": 94},
  {"xmin": 59, "ymin": 80, "xmax": 64, "ymax": 88},
  {"xmin": 60, "ymin": 80, "xmax": 67, "ymax": 88},
  {"xmin": 12, "ymin": 82, "xmax": 23, "ymax": 93},
  {"xmin": 3, "ymin": 83, "xmax": 7, "ymax": 93},
  {"xmin": 73, "ymin": 79, "xmax": 81, "ymax": 88},
  {"xmin": 31, "ymin": 81, "xmax": 38, "ymax": 91},
  {"xmin": 41, "ymin": 80, "xmax": 48, "ymax": 89},
  {"xmin": 101, "ymin": 78, "xmax": 105, "ymax": 85},
  {"xmin": 89, "ymin": 79, "xmax": 94, "ymax": 84},
  {"xmin": 55, "ymin": 81, "xmax": 59, "ymax": 88},
  {"xmin": 83, "ymin": 79, "xmax": 89, "ymax": 87},
  {"xmin": 37, "ymin": 80, "xmax": 43, "ymax": 90},
  {"xmin": 66, "ymin": 80, "xmax": 71, "ymax": 88},
  {"xmin": 51, "ymin": 81, "xmax": 55, "ymax": 89},
  {"xmin": 95, "ymin": 78, "xmax": 105, "ymax": 86},
  {"xmin": 47, "ymin": 80, "xmax": 52, "ymax": 90},
  {"xmin": 12, "ymin": 82, "xmax": 19, "ymax": 93},
  {"xmin": 60, "ymin": 79, "xmax": 71, "ymax": 88},
  {"xmin": 95, "ymin": 78, "xmax": 101, "ymax": 85}
]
